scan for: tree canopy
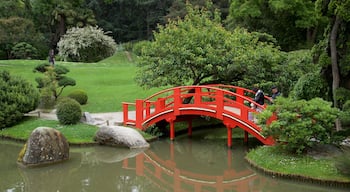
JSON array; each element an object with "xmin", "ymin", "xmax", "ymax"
[{"xmin": 135, "ymin": 2, "xmax": 284, "ymax": 90}]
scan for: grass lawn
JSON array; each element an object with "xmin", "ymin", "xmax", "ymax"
[
  {"xmin": 0, "ymin": 51, "xmax": 162, "ymax": 112},
  {"xmin": 246, "ymin": 146, "xmax": 350, "ymax": 183}
]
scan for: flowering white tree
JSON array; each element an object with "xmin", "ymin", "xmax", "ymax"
[{"xmin": 57, "ymin": 26, "xmax": 117, "ymax": 62}]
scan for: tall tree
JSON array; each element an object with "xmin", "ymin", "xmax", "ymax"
[
  {"xmin": 31, "ymin": 0, "xmax": 96, "ymax": 49},
  {"xmin": 315, "ymin": 0, "xmax": 350, "ymax": 131},
  {"xmin": 87, "ymin": 0, "xmax": 173, "ymax": 42}
]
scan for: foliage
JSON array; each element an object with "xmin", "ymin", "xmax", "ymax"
[
  {"xmin": 32, "ymin": 0, "xmax": 96, "ymax": 49},
  {"xmin": 0, "ymin": 70, "xmax": 40, "ymax": 129},
  {"xmin": 340, "ymin": 100, "xmax": 350, "ymax": 126},
  {"xmin": 136, "ymin": 2, "xmax": 283, "ymax": 89},
  {"xmin": 334, "ymin": 148, "xmax": 350, "ymax": 176},
  {"xmin": 144, "ymin": 124, "xmax": 163, "ymax": 137},
  {"xmin": 335, "ymin": 87, "xmax": 350, "ymax": 109},
  {"xmin": 289, "ymin": 72, "xmax": 330, "ymax": 101},
  {"xmin": 226, "ymin": 0, "xmax": 327, "ymax": 51},
  {"xmin": 275, "ymin": 50, "xmax": 316, "ymax": 97},
  {"xmin": 0, "ymin": 17, "xmax": 43, "ymax": 59},
  {"xmin": 56, "ymin": 97, "xmax": 82, "ymax": 125},
  {"xmin": 34, "ymin": 63, "xmax": 76, "ymax": 100},
  {"xmin": 10, "ymin": 42, "xmax": 38, "ymax": 59},
  {"xmin": 57, "ymin": 26, "xmax": 117, "ymax": 62},
  {"xmin": 132, "ymin": 40, "xmax": 151, "ymax": 56},
  {"xmin": 258, "ymin": 97, "xmax": 339, "ymax": 154},
  {"xmin": 86, "ymin": 0, "xmax": 173, "ymax": 43},
  {"xmin": 67, "ymin": 89, "xmax": 88, "ymax": 105}
]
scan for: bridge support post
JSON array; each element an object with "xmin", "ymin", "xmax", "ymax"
[
  {"xmin": 187, "ymin": 120, "xmax": 192, "ymax": 137},
  {"xmin": 244, "ymin": 131, "xmax": 249, "ymax": 143}
]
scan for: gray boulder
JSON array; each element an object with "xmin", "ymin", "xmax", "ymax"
[
  {"xmin": 94, "ymin": 126, "xmax": 150, "ymax": 149},
  {"xmin": 18, "ymin": 127, "xmax": 69, "ymax": 166}
]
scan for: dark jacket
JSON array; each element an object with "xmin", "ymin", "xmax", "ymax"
[{"xmin": 254, "ymin": 90, "xmax": 265, "ymax": 105}]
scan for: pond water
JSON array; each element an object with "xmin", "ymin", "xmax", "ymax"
[{"xmin": 0, "ymin": 129, "xmax": 348, "ymax": 192}]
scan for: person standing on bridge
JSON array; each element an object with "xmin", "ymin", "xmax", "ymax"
[
  {"xmin": 252, "ymin": 87, "xmax": 265, "ymax": 105},
  {"xmin": 271, "ymin": 85, "xmax": 281, "ymax": 102}
]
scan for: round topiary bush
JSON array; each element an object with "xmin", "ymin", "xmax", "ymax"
[
  {"xmin": 56, "ymin": 97, "xmax": 82, "ymax": 125},
  {"xmin": 67, "ymin": 89, "xmax": 88, "ymax": 105},
  {"xmin": 0, "ymin": 70, "xmax": 40, "ymax": 129}
]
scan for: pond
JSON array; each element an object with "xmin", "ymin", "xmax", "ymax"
[{"xmin": 0, "ymin": 129, "xmax": 348, "ymax": 192}]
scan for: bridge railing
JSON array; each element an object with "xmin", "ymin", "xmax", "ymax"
[{"xmin": 122, "ymin": 85, "xmax": 267, "ymax": 129}]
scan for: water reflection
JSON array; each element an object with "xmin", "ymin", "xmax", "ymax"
[{"xmin": 0, "ymin": 137, "xmax": 348, "ymax": 192}]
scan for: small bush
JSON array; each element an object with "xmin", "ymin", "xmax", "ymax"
[
  {"xmin": 11, "ymin": 42, "xmax": 38, "ymax": 59},
  {"xmin": 56, "ymin": 97, "xmax": 82, "ymax": 125},
  {"xmin": 0, "ymin": 70, "xmax": 40, "ymax": 129},
  {"xmin": 67, "ymin": 90, "xmax": 88, "ymax": 105}
]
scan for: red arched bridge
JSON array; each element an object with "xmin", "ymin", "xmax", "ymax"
[{"xmin": 122, "ymin": 84, "xmax": 275, "ymax": 147}]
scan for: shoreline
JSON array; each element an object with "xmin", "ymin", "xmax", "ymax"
[{"xmin": 245, "ymin": 156, "xmax": 350, "ymax": 188}]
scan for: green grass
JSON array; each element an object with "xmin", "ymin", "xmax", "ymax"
[
  {"xmin": 0, "ymin": 51, "xmax": 162, "ymax": 112},
  {"xmin": 0, "ymin": 117, "xmax": 98, "ymax": 144},
  {"xmin": 246, "ymin": 146, "xmax": 350, "ymax": 182}
]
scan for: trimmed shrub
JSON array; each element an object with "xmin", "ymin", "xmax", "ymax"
[
  {"xmin": 56, "ymin": 97, "xmax": 82, "ymax": 125},
  {"xmin": 0, "ymin": 70, "xmax": 40, "ymax": 129},
  {"xmin": 11, "ymin": 42, "xmax": 38, "ymax": 59},
  {"xmin": 67, "ymin": 90, "xmax": 88, "ymax": 105}
]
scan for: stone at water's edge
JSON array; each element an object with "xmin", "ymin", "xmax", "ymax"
[
  {"xmin": 94, "ymin": 126, "xmax": 150, "ymax": 149},
  {"xmin": 17, "ymin": 127, "xmax": 69, "ymax": 167}
]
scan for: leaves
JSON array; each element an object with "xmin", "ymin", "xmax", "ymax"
[{"xmin": 258, "ymin": 97, "xmax": 340, "ymax": 154}]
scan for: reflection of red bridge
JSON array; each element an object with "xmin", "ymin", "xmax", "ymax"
[
  {"xmin": 123, "ymin": 84, "xmax": 275, "ymax": 147},
  {"xmin": 122, "ymin": 142, "xmax": 268, "ymax": 192}
]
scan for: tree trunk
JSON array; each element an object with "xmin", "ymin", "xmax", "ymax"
[{"xmin": 330, "ymin": 15, "xmax": 342, "ymax": 131}]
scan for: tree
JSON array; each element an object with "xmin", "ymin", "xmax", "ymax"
[
  {"xmin": 135, "ymin": 2, "xmax": 283, "ymax": 89},
  {"xmin": 34, "ymin": 64, "xmax": 76, "ymax": 100},
  {"xmin": 226, "ymin": 0, "xmax": 327, "ymax": 51},
  {"xmin": 165, "ymin": 0, "xmax": 230, "ymax": 21},
  {"xmin": 57, "ymin": 26, "xmax": 117, "ymax": 62},
  {"xmin": 0, "ymin": 70, "xmax": 40, "ymax": 129},
  {"xmin": 87, "ymin": 0, "xmax": 173, "ymax": 42},
  {"xmin": 314, "ymin": 0, "xmax": 350, "ymax": 131},
  {"xmin": 0, "ymin": 17, "xmax": 43, "ymax": 59},
  {"xmin": 31, "ymin": 0, "xmax": 96, "ymax": 49}
]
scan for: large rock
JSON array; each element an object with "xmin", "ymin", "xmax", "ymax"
[
  {"xmin": 18, "ymin": 127, "xmax": 69, "ymax": 166},
  {"xmin": 94, "ymin": 126, "xmax": 150, "ymax": 149}
]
